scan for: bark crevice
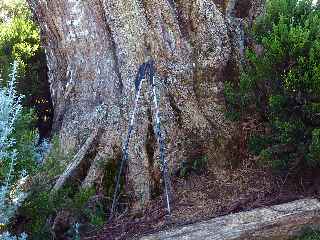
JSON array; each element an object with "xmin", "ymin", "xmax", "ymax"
[
  {"xmin": 28, "ymin": 0, "xmax": 267, "ymax": 210},
  {"xmin": 99, "ymin": 1, "xmax": 124, "ymax": 94}
]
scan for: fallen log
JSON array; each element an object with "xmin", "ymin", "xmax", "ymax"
[
  {"xmin": 140, "ymin": 198, "xmax": 320, "ymax": 240},
  {"xmin": 52, "ymin": 128, "xmax": 101, "ymax": 192}
]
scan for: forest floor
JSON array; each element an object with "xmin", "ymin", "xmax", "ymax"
[{"xmin": 86, "ymin": 158, "xmax": 320, "ymax": 240}]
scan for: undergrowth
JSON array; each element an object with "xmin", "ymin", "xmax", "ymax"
[
  {"xmin": 14, "ymin": 138, "xmax": 109, "ymax": 239},
  {"xmin": 225, "ymin": 0, "xmax": 320, "ymax": 172},
  {"xmin": 295, "ymin": 230, "xmax": 320, "ymax": 240},
  {"xmin": 176, "ymin": 155, "xmax": 208, "ymax": 178},
  {"xmin": 0, "ymin": 61, "xmax": 37, "ymax": 239},
  {"xmin": 19, "ymin": 186, "xmax": 103, "ymax": 239}
]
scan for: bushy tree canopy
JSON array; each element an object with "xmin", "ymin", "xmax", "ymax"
[
  {"xmin": 0, "ymin": 0, "xmax": 52, "ymax": 140},
  {"xmin": 0, "ymin": 0, "xmax": 40, "ymax": 81}
]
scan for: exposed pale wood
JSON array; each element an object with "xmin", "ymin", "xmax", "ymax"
[
  {"xmin": 140, "ymin": 198, "xmax": 320, "ymax": 240},
  {"xmin": 52, "ymin": 129, "xmax": 100, "ymax": 192}
]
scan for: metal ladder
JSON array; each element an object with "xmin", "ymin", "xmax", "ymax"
[{"xmin": 110, "ymin": 60, "xmax": 172, "ymax": 220}]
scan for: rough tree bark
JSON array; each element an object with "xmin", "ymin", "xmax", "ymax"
[{"xmin": 27, "ymin": 0, "xmax": 265, "ymax": 209}]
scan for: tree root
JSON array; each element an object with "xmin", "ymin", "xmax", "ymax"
[{"xmin": 52, "ymin": 128, "xmax": 102, "ymax": 192}]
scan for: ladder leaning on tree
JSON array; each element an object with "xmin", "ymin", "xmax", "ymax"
[{"xmin": 109, "ymin": 60, "xmax": 172, "ymax": 220}]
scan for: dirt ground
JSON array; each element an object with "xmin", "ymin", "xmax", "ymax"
[{"xmin": 84, "ymin": 156, "xmax": 320, "ymax": 240}]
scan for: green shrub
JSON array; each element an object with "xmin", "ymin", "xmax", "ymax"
[
  {"xmin": 0, "ymin": 0, "xmax": 41, "ymax": 91},
  {"xmin": 226, "ymin": 0, "xmax": 320, "ymax": 171},
  {"xmin": 0, "ymin": 0, "xmax": 52, "ymax": 140},
  {"xmin": 176, "ymin": 155, "xmax": 208, "ymax": 178},
  {"xmin": 295, "ymin": 230, "xmax": 320, "ymax": 240},
  {"xmin": 20, "ymin": 141, "xmax": 105, "ymax": 239},
  {"xmin": 35, "ymin": 136, "xmax": 72, "ymax": 182},
  {"xmin": 307, "ymin": 128, "xmax": 320, "ymax": 164},
  {"xmin": 0, "ymin": 62, "xmax": 39, "ymax": 233},
  {"xmin": 0, "ymin": 109, "xmax": 38, "ymax": 185},
  {"xmin": 0, "ymin": 2, "xmax": 52, "ymax": 238},
  {"xmin": 20, "ymin": 186, "xmax": 104, "ymax": 239},
  {"xmin": 0, "ymin": 0, "xmax": 31, "ymax": 23}
]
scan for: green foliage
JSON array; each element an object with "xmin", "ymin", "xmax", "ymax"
[
  {"xmin": 224, "ymin": 82, "xmax": 241, "ymax": 120},
  {"xmin": 0, "ymin": 66, "xmax": 38, "ymax": 191},
  {"xmin": 248, "ymin": 135, "xmax": 273, "ymax": 155},
  {"xmin": 0, "ymin": 62, "xmax": 39, "ymax": 232},
  {"xmin": 0, "ymin": 2, "xmax": 53, "ymax": 239},
  {"xmin": 20, "ymin": 186, "xmax": 103, "ymax": 239},
  {"xmin": 294, "ymin": 230, "xmax": 320, "ymax": 240},
  {"xmin": 17, "ymin": 137, "xmax": 109, "ymax": 239},
  {"xmin": 307, "ymin": 128, "xmax": 320, "ymax": 164},
  {"xmin": 35, "ymin": 136, "xmax": 72, "ymax": 181},
  {"xmin": 20, "ymin": 142, "xmax": 106, "ymax": 239},
  {"xmin": 84, "ymin": 202, "xmax": 105, "ymax": 227},
  {"xmin": 0, "ymin": 0, "xmax": 40, "ymax": 84},
  {"xmin": 103, "ymin": 160, "xmax": 120, "ymax": 198},
  {"xmin": 12, "ymin": 110, "xmax": 38, "ymax": 177},
  {"xmin": 0, "ymin": 0, "xmax": 48, "ymax": 189},
  {"xmin": 0, "ymin": 113, "xmax": 38, "ymax": 192},
  {"xmin": 226, "ymin": 0, "xmax": 320, "ymax": 171},
  {"xmin": 177, "ymin": 155, "xmax": 208, "ymax": 178},
  {"xmin": 0, "ymin": 0, "xmax": 51, "ymax": 140},
  {"xmin": 0, "ymin": 0, "xmax": 31, "ymax": 23}
]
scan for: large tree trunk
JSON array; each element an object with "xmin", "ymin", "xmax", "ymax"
[{"xmin": 27, "ymin": 0, "xmax": 265, "ymax": 208}]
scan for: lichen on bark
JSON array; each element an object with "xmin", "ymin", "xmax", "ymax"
[{"xmin": 27, "ymin": 0, "xmax": 265, "ymax": 209}]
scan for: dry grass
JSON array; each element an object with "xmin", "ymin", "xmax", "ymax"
[
  {"xmin": 85, "ymin": 153, "xmax": 319, "ymax": 240},
  {"xmin": 85, "ymin": 116, "xmax": 320, "ymax": 239}
]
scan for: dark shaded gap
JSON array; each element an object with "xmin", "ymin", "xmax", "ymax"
[
  {"xmin": 168, "ymin": 93, "xmax": 183, "ymax": 127},
  {"xmin": 98, "ymin": 1, "xmax": 124, "ymax": 94},
  {"xmin": 176, "ymin": 133, "xmax": 208, "ymax": 177},
  {"xmin": 72, "ymin": 149, "xmax": 98, "ymax": 187},
  {"xmin": 234, "ymin": 0, "xmax": 252, "ymax": 18},
  {"xmin": 167, "ymin": 0, "xmax": 191, "ymax": 40},
  {"xmin": 145, "ymin": 108, "xmax": 161, "ymax": 198},
  {"xmin": 213, "ymin": 0, "xmax": 228, "ymax": 13},
  {"xmin": 21, "ymin": 50, "xmax": 54, "ymax": 141}
]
